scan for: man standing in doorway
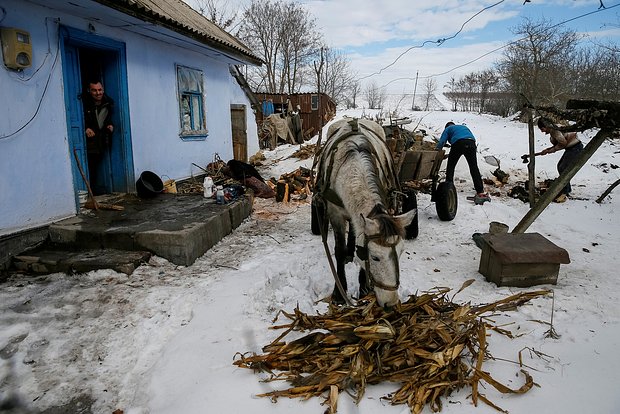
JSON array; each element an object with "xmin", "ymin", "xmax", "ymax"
[{"xmin": 82, "ymin": 80, "xmax": 114, "ymax": 194}]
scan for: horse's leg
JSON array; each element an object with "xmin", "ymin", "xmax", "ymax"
[
  {"xmin": 358, "ymin": 268, "xmax": 371, "ymax": 298},
  {"xmin": 331, "ymin": 220, "xmax": 348, "ymax": 305},
  {"xmin": 345, "ymin": 220, "xmax": 355, "ymax": 263}
]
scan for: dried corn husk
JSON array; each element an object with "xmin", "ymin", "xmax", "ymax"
[{"xmin": 234, "ymin": 288, "xmax": 550, "ymax": 414}]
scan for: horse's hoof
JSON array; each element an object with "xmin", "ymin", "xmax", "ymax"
[
  {"xmin": 331, "ymin": 295, "xmax": 346, "ymax": 306},
  {"xmin": 358, "ymin": 286, "xmax": 372, "ymax": 298},
  {"xmin": 331, "ymin": 289, "xmax": 347, "ymax": 305}
]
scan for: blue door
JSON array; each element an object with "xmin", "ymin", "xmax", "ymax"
[
  {"xmin": 60, "ymin": 26, "xmax": 134, "ymax": 207},
  {"xmin": 62, "ymin": 44, "xmax": 88, "ymax": 198}
]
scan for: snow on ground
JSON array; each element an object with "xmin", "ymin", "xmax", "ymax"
[{"xmin": 1, "ymin": 109, "xmax": 619, "ymax": 414}]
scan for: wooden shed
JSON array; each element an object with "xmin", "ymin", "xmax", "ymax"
[{"xmin": 255, "ymin": 92, "xmax": 336, "ymax": 141}]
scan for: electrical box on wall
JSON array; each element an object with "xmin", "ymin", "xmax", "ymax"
[{"xmin": 1, "ymin": 27, "xmax": 33, "ymax": 70}]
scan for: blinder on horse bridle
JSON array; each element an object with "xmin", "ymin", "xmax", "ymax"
[{"xmin": 356, "ymin": 232, "xmax": 401, "ymax": 292}]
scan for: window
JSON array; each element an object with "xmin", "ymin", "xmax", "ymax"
[
  {"xmin": 176, "ymin": 65, "xmax": 207, "ymax": 139},
  {"xmin": 311, "ymin": 94, "xmax": 319, "ymax": 110}
]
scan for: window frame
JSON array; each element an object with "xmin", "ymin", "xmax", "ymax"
[
  {"xmin": 311, "ymin": 94, "xmax": 319, "ymax": 111},
  {"xmin": 176, "ymin": 64, "xmax": 208, "ymax": 140}
]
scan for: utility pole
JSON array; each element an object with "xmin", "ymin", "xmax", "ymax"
[{"xmin": 411, "ymin": 71, "xmax": 419, "ymax": 110}]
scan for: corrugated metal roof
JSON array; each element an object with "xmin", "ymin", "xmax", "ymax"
[{"xmin": 93, "ymin": 0, "xmax": 262, "ymax": 65}]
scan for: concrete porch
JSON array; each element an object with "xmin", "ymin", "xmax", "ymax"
[{"xmin": 7, "ymin": 193, "xmax": 253, "ymax": 275}]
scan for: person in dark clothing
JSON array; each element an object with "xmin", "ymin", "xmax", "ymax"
[
  {"xmin": 436, "ymin": 122, "xmax": 489, "ymax": 203},
  {"xmin": 82, "ymin": 80, "xmax": 114, "ymax": 194},
  {"xmin": 537, "ymin": 117, "xmax": 584, "ymax": 203}
]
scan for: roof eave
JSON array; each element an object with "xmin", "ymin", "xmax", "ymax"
[{"xmin": 92, "ymin": 0, "xmax": 263, "ymax": 66}]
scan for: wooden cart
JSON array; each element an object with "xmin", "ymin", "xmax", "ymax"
[{"xmin": 394, "ymin": 142, "xmax": 458, "ymax": 214}]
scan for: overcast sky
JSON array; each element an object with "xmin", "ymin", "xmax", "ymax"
[{"xmin": 186, "ymin": 0, "xmax": 620, "ymax": 95}]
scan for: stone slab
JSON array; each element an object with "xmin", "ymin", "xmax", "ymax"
[
  {"xmin": 47, "ymin": 193, "xmax": 253, "ymax": 266},
  {"xmin": 12, "ymin": 249, "xmax": 152, "ymax": 275}
]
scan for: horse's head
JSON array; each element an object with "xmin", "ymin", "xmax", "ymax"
[{"xmin": 359, "ymin": 205, "xmax": 416, "ymax": 308}]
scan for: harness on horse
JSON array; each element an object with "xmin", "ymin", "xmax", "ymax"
[
  {"xmin": 313, "ymin": 119, "xmax": 404, "ymax": 297},
  {"xmin": 315, "ymin": 118, "xmax": 401, "ymax": 209}
]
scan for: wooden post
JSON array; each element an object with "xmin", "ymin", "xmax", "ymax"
[
  {"xmin": 527, "ymin": 110, "xmax": 536, "ymax": 207},
  {"xmin": 512, "ymin": 128, "xmax": 614, "ymax": 233},
  {"xmin": 311, "ymin": 48, "xmax": 326, "ymax": 179}
]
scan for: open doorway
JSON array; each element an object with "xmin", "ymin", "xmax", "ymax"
[
  {"xmin": 79, "ymin": 48, "xmax": 117, "ymax": 195},
  {"xmin": 60, "ymin": 26, "xmax": 134, "ymax": 207}
]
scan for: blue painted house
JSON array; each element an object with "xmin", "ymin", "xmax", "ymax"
[{"xmin": 0, "ymin": 0, "xmax": 262, "ymax": 240}]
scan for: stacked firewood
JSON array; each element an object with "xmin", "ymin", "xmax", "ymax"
[
  {"xmin": 288, "ymin": 144, "xmax": 317, "ymax": 160},
  {"xmin": 234, "ymin": 285, "xmax": 549, "ymax": 414},
  {"xmin": 268, "ymin": 166, "xmax": 314, "ymax": 202}
]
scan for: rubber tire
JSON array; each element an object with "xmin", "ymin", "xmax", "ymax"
[
  {"xmin": 435, "ymin": 181, "xmax": 458, "ymax": 221},
  {"xmin": 402, "ymin": 190, "xmax": 419, "ymax": 239},
  {"xmin": 311, "ymin": 199, "xmax": 324, "ymax": 235}
]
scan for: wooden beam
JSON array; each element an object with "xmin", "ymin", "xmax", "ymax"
[
  {"xmin": 526, "ymin": 109, "xmax": 536, "ymax": 208},
  {"xmin": 512, "ymin": 128, "xmax": 615, "ymax": 233}
]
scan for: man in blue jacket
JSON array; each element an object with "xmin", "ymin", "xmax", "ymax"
[{"xmin": 436, "ymin": 122, "xmax": 489, "ymax": 203}]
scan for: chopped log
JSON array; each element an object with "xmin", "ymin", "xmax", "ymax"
[{"xmin": 276, "ymin": 180, "xmax": 289, "ymax": 202}]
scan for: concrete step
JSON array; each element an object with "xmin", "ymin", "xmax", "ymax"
[
  {"xmin": 47, "ymin": 193, "xmax": 253, "ymax": 266},
  {"xmin": 12, "ymin": 249, "xmax": 151, "ymax": 275}
]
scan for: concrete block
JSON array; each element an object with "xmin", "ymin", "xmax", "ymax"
[{"xmin": 228, "ymin": 197, "xmax": 253, "ymax": 228}]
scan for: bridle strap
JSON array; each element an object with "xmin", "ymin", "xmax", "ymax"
[{"xmin": 361, "ymin": 234, "xmax": 400, "ymax": 292}]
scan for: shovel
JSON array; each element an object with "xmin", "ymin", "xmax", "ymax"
[{"xmin": 521, "ymin": 151, "xmax": 545, "ymax": 164}]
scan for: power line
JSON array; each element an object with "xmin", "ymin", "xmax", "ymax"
[
  {"xmin": 359, "ymin": 0, "xmax": 506, "ymax": 81},
  {"xmin": 378, "ymin": 2, "xmax": 620, "ymax": 89}
]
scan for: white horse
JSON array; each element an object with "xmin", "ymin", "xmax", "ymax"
[{"xmin": 314, "ymin": 118, "xmax": 417, "ymax": 308}]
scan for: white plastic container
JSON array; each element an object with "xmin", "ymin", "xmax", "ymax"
[
  {"xmin": 203, "ymin": 177, "xmax": 214, "ymax": 198},
  {"xmin": 216, "ymin": 186, "xmax": 225, "ymax": 204}
]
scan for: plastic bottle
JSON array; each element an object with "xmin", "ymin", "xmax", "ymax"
[
  {"xmin": 216, "ymin": 186, "xmax": 225, "ymax": 204},
  {"xmin": 203, "ymin": 177, "xmax": 214, "ymax": 198}
]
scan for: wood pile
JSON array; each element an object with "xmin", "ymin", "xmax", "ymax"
[
  {"xmin": 289, "ymin": 144, "xmax": 317, "ymax": 160},
  {"xmin": 234, "ymin": 284, "xmax": 549, "ymax": 414},
  {"xmin": 268, "ymin": 167, "xmax": 313, "ymax": 202}
]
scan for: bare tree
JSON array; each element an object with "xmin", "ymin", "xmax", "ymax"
[
  {"xmin": 364, "ymin": 81, "xmax": 386, "ymax": 109},
  {"xmin": 571, "ymin": 43, "xmax": 620, "ymax": 101},
  {"xmin": 311, "ymin": 45, "xmax": 356, "ymax": 105},
  {"xmin": 422, "ymin": 77, "xmax": 437, "ymax": 110},
  {"xmin": 237, "ymin": 0, "xmax": 321, "ymax": 94},
  {"xmin": 192, "ymin": 0, "xmax": 239, "ymax": 32},
  {"xmin": 445, "ymin": 70, "xmax": 517, "ymax": 116},
  {"xmin": 444, "ymin": 77, "xmax": 460, "ymax": 111},
  {"xmin": 497, "ymin": 17, "xmax": 581, "ymax": 107},
  {"xmin": 346, "ymin": 80, "xmax": 362, "ymax": 109}
]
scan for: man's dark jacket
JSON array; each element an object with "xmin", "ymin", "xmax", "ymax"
[{"xmin": 82, "ymin": 93, "xmax": 114, "ymax": 153}]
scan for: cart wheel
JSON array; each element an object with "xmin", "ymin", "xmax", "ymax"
[
  {"xmin": 311, "ymin": 198, "xmax": 325, "ymax": 235},
  {"xmin": 435, "ymin": 181, "xmax": 458, "ymax": 221},
  {"xmin": 402, "ymin": 190, "xmax": 419, "ymax": 239}
]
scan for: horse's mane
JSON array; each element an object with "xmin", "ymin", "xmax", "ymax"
[
  {"xmin": 320, "ymin": 119, "xmax": 402, "ymax": 246},
  {"xmin": 340, "ymin": 139, "xmax": 383, "ymax": 197},
  {"xmin": 367, "ymin": 204, "xmax": 405, "ymax": 242}
]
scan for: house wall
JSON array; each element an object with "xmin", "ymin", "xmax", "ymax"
[
  {"xmin": 0, "ymin": 1, "xmax": 76, "ymax": 236},
  {"xmin": 0, "ymin": 0, "xmax": 258, "ymax": 236}
]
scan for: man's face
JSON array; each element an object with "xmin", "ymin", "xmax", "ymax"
[{"xmin": 89, "ymin": 82, "xmax": 104, "ymax": 103}]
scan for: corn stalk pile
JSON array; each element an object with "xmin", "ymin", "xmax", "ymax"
[{"xmin": 234, "ymin": 285, "xmax": 550, "ymax": 414}]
